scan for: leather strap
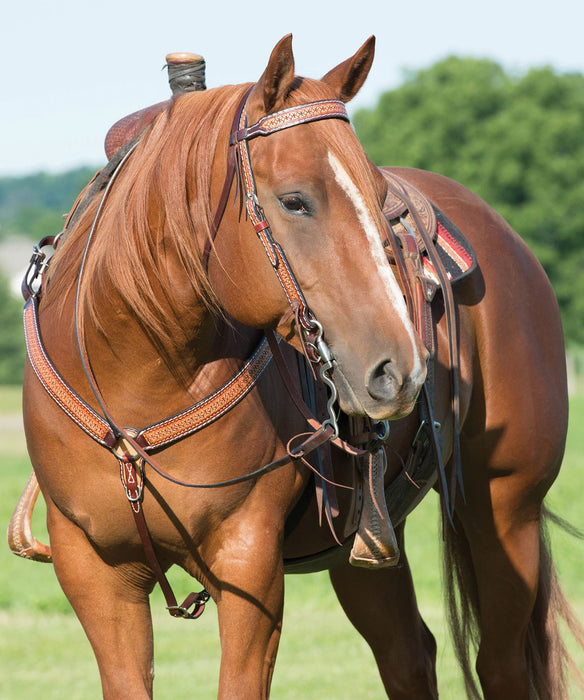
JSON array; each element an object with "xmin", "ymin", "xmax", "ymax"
[
  {"xmin": 117, "ymin": 452, "xmax": 209, "ymax": 619},
  {"xmin": 202, "ymin": 86, "xmax": 253, "ymax": 270},
  {"xmin": 203, "ymin": 95, "xmax": 348, "ymax": 278},
  {"xmin": 24, "ymin": 297, "xmax": 117, "ymax": 449},
  {"xmin": 265, "ymin": 331, "xmax": 367, "ymax": 458},
  {"xmin": 234, "ymin": 122, "xmax": 312, "ymax": 330},
  {"xmin": 230, "ymin": 95, "xmax": 350, "ymax": 334},
  {"xmin": 25, "ymin": 289, "xmax": 360, "ymax": 491}
]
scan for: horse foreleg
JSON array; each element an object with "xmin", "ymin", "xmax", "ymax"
[
  {"xmin": 211, "ymin": 519, "xmax": 286, "ymax": 700},
  {"xmin": 46, "ymin": 500, "xmax": 156, "ymax": 699},
  {"xmin": 329, "ymin": 528, "xmax": 438, "ymax": 699}
]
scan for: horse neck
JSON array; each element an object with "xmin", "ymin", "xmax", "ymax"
[
  {"xmin": 90, "ymin": 264, "xmax": 262, "ymax": 404},
  {"xmin": 44, "ymin": 235, "xmax": 260, "ymax": 423},
  {"xmin": 44, "ymin": 85, "xmax": 263, "ymax": 416}
]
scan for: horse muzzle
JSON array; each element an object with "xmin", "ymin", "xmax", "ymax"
[{"xmin": 332, "ymin": 352, "xmax": 428, "ymax": 421}]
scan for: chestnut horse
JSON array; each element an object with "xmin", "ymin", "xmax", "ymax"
[{"xmin": 18, "ymin": 36, "xmax": 582, "ymax": 699}]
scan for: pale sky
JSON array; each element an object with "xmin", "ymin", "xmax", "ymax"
[{"xmin": 2, "ymin": 0, "xmax": 583, "ymax": 176}]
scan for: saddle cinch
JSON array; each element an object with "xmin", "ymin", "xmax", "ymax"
[{"xmin": 8, "ymin": 53, "xmax": 476, "ymax": 581}]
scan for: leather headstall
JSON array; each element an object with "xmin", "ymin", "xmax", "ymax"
[{"xmin": 208, "ymin": 92, "xmax": 349, "ymax": 341}]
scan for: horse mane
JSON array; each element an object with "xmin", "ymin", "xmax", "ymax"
[
  {"xmin": 44, "ymin": 76, "xmax": 384, "ymax": 352},
  {"xmin": 45, "ymin": 82, "xmax": 251, "ymax": 347}
]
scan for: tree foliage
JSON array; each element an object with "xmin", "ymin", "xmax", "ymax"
[
  {"xmin": 0, "ymin": 273, "xmax": 25, "ymax": 385},
  {"xmin": 354, "ymin": 58, "xmax": 584, "ymax": 344},
  {"xmin": 0, "ymin": 168, "xmax": 96, "ymax": 240}
]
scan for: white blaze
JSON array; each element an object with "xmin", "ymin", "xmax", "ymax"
[{"xmin": 328, "ymin": 152, "xmax": 424, "ymax": 380}]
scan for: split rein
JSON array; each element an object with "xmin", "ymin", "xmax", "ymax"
[{"xmin": 24, "ymin": 89, "xmax": 389, "ymax": 619}]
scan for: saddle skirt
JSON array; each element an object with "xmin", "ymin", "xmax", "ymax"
[{"xmin": 381, "ymin": 168, "xmax": 476, "ymax": 288}]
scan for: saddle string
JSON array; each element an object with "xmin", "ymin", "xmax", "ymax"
[
  {"xmin": 397, "ymin": 203, "xmax": 464, "ymax": 522},
  {"xmin": 382, "ymin": 215, "xmax": 453, "ymax": 526},
  {"xmin": 378, "ymin": 165, "xmax": 462, "ymax": 531}
]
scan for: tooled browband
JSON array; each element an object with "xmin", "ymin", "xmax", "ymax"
[
  {"xmin": 24, "ymin": 296, "xmax": 273, "ymax": 451},
  {"xmin": 230, "ymin": 99, "xmax": 349, "ymax": 143}
]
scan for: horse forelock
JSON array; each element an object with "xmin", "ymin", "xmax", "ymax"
[{"xmin": 280, "ymin": 78, "xmax": 385, "ymax": 226}]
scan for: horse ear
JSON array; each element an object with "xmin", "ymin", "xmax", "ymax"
[
  {"xmin": 321, "ymin": 36, "xmax": 376, "ymax": 103},
  {"xmin": 250, "ymin": 34, "xmax": 296, "ymax": 115}
]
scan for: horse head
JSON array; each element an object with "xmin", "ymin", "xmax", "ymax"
[{"xmin": 208, "ymin": 35, "xmax": 428, "ymax": 420}]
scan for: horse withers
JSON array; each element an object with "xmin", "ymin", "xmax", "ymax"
[{"xmin": 13, "ymin": 35, "xmax": 583, "ymax": 698}]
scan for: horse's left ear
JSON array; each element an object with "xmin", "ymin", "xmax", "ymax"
[{"xmin": 321, "ymin": 36, "xmax": 375, "ymax": 103}]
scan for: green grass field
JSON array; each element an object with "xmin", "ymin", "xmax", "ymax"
[{"xmin": 1, "ymin": 387, "xmax": 583, "ymax": 698}]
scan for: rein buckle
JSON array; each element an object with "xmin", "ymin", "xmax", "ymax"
[{"xmin": 166, "ymin": 590, "xmax": 211, "ymax": 619}]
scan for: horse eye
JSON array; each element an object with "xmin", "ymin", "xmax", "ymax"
[{"xmin": 280, "ymin": 195, "xmax": 308, "ymax": 214}]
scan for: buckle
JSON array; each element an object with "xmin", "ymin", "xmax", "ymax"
[
  {"xmin": 113, "ymin": 429, "xmax": 144, "ymax": 503},
  {"xmin": 22, "ymin": 235, "xmax": 59, "ymax": 299},
  {"xmin": 167, "ymin": 590, "xmax": 211, "ymax": 619}
]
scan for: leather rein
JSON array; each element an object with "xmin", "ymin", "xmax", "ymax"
[{"xmin": 24, "ymin": 89, "xmax": 387, "ymax": 618}]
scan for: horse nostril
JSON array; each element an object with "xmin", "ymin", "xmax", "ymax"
[{"xmin": 366, "ymin": 360, "xmax": 402, "ymax": 401}]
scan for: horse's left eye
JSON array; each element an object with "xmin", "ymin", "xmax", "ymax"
[{"xmin": 280, "ymin": 195, "xmax": 308, "ymax": 214}]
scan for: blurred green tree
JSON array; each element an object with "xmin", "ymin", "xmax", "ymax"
[
  {"xmin": 0, "ymin": 273, "xmax": 25, "ymax": 385},
  {"xmin": 355, "ymin": 58, "xmax": 584, "ymax": 344}
]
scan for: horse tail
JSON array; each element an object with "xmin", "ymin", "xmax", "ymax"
[
  {"xmin": 530, "ymin": 507, "xmax": 584, "ymax": 698},
  {"xmin": 443, "ymin": 506, "xmax": 584, "ymax": 699},
  {"xmin": 442, "ymin": 513, "xmax": 481, "ymax": 699}
]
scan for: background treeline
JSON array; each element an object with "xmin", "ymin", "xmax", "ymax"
[
  {"xmin": 354, "ymin": 57, "xmax": 584, "ymax": 346},
  {"xmin": 0, "ymin": 168, "xmax": 97, "ymax": 384},
  {"xmin": 0, "ymin": 57, "xmax": 583, "ymax": 384},
  {"xmin": 0, "ymin": 168, "xmax": 96, "ymax": 242}
]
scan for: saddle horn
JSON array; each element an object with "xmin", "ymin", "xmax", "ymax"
[{"xmin": 104, "ymin": 51, "xmax": 207, "ymax": 160}]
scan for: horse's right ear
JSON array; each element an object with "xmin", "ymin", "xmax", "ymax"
[{"xmin": 248, "ymin": 34, "xmax": 296, "ymax": 117}]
